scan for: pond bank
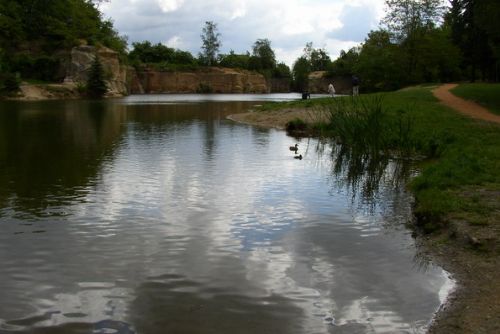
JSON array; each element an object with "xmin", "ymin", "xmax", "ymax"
[
  {"xmin": 228, "ymin": 86, "xmax": 500, "ymax": 333},
  {"xmin": 227, "ymin": 107, "xmax": 313, "ymax": 130}
]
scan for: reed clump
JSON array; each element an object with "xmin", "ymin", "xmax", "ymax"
[{"xmin": 317, "ymin": 95, "xmax": 415, "ymax": 158}]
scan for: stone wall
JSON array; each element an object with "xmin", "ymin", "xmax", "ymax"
[
  {"xmin": 269, "ymin": 78, "xmax": 291, "ymax": 93},
  {"xmin": 134, "ymin": 67, "xmax": 268, "ymax": 94},
  {"xmin": 64, "ymin": 46, "xmax": 289, "ymax": 95}
]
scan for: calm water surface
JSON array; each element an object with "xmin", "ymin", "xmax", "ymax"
[{"xmin": 0, "ymin": 94, "xmax": 452, "ymax": 334}]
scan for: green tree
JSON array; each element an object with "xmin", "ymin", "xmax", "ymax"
[
  {"xmin": 382, "ymin": 0, "xmax": 445, "ymax": 81},
  {"xmin": 383, "ymin": 0, "xmax": 445, "ymax": 42},
  {"xmin": 218, "ymin": 51, "xmax": 250, "ymax": 69},
  {"xmin": 0, "ymin": 0, "xmax": 127, "ymax": 82},
  {"xmin": 86, "ymin": 55, "xmax": 107, "ymax": 98},
  {"xmin": 292, "ymin": 42, "xmax": 331, "ymax": 91},
  {"xmin": 292, "ymin": 57, "xmax": 311, "ymax": 92},
  {"xmin": 129, "ymin": 41, "xmax": 175, "ymax": 63},
  {"xmin": 328, "ymin": 47, "xmax": 360, "ymax": 77},
  {"xmin": 300, "ymin": 42, "xmax": 331, "ymax": 71},
  {"xmin": 447, "ymin": 0, "xmax": 499, "ymax": 81},
  {"xmin": 200, "ymin": 21, "xmax": 221, "ymax": 66},
  {"xmin": 310, "ymin": 48, "xmax": 331, "ymax": 71},
  {"xmin": 354, "ymin": 30, "xmax": 403, "ymax": 91},
  {"xmin": 128, "ymin": 41, "xmax": 196, "ymax": 69},
  {"xmin": 251, "ymin": 38, "xmax": 276, "ymax": 70},
  {"xmin": 273, "ymin": 62, "xmax": 292, "ymax": 79}
]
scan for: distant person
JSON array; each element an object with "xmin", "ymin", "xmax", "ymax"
[
  {"xmin": 328, "ymin": 83, "xmax": 335, "ymax": 97},
  {"xmin": 352, "ymin": 75, "xmax": 360, "ymax": 96}
]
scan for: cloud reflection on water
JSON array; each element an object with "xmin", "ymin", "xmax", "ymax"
[{"xmin": 0, "ymin": 98, "xmax": 453, "ymax": 333}]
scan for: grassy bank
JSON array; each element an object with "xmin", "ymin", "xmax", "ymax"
[
  {"xmin": 386, "ymin": 87, "xmax": 499, "ymax": 234},
  {"xmin": 451, "ymin": 83, "xmax": 500, "ymax": 115},
  {"xmin": 232, "ymin": 85, "xmax": 500, "ymax": 332},
  {"xmin": 260, "ymin": 86, "xmax": 500, "ymax": 237}
]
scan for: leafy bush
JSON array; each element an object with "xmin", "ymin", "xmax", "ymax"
[
  {"xmin": 0, "ymin": 72, "xmax": 20, "ymax": 94},
  {"xmin": 10, "ymin": 54, "xmax": 62, "ymax": 82}
]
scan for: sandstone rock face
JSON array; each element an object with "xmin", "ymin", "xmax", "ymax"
[
  {"xmin": 269, "ymin": 78, "xmax": 292, "ymax": 93},
  {"xmin": 65, "ymin": 46, "xmax": 128, "ymax": 96},
  {"xmin": 134, "ymin": 67, "xmax": 268, "ymax": 94},
  {"xmin": 126, "ymin": 66, "xmax": 145, "ymax": 94}
]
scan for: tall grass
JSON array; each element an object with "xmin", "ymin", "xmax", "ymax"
[
  {"xmin": 304, "ymin": 88, "xmax": 500, "ymax": 232},
  {"xmin": 317, "ymin": 95, "xmax": 416, "ymax": 158}
]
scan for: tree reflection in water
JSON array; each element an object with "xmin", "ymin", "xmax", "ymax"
[{"xmin": 311, "ymin": 138, "xmax": 417, "ymax": 227}]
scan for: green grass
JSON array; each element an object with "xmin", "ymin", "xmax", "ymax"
[
  {"xmin": 451, "ymin": 83, "xmax": 500, "ymax": 115},
  {"xmin": 375, "ymin": 88, "xmax": 500, "ymax": 229},
  {"xmin": 262, "ymin": 87, "xmax": 500, "ymax": 232}
]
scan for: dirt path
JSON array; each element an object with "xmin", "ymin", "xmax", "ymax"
[
  {"xmin": 433, "ymin": 84, "xmax": 500, "ymax": 124},
  {"xmin": 429, "ymin": 84, "xmax": 500, "ymax": 333}
]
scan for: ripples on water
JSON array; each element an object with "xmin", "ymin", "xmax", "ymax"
[{"xmin": 0, "ymin": 95, "xmax": 453, "ymax": 333}]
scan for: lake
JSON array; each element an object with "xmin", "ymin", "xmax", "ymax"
[{"xmin": 0, "ymin": 94, "xmax": 452, "ymax": 334}]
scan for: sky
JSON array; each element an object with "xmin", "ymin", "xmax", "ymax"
[{"xmin": 101, "ymin": 0, "xmax": 386, "ymax": 67}]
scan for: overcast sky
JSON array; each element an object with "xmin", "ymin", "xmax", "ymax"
[{"xmin": 101, "ymin": 0, "xmax": 386, "ymax": 67}]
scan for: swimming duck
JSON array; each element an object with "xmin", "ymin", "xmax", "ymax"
[
  {"xmin": 294, "ymin": 154, "xmax": 303, "ymax": 160},
  {"xmin": 289, "ymin": 144, "xmax": 298, "ymax": 152}
]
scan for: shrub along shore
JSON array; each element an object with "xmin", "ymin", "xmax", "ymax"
[{"xmin": 230, "ymin": 84, "xmax": 500, "ymax": 333}]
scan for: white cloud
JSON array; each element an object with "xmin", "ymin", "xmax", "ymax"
[
  {"xmin": 165, "ymin": 35, "xmax": 183, "ymax": 48},
  {"xmin": 101, "ymin": 0, "xmax": 387, "ymax": 66},
  {"xmin": 157, "ymin": 0, "xmax": 185, "ymax": 12}
]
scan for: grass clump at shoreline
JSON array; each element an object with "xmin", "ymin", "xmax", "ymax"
[
  {"xmin": 313, "ymin": 95, "xmax": 416, "ymax": 158},
  {"xmin": 451, "ymin": 83, "xmax": 500, "ymax": 115}
]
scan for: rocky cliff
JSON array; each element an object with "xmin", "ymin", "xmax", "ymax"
[
  {"xmin": 65, "ymin": 45, "xmax": 128, "ymax": 96},
  {"xmin": 134, "ymin": 67, "xmax": 268, "ymax": 94},
  {"xmin": 269, "ymin": 78, "xmax": 292, "ymax": 93}
]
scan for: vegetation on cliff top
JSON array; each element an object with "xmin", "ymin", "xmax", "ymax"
[
  {"xmin": 2, "ymin": 0, "xmax": 499, "ymax": 96},
  {"xmin": 0, "ymin": 0, "xmax": 126, "ymax": 92},
  {"xmin": 129, "ymin": 34, "xmax": 292, "ymax": 87}
]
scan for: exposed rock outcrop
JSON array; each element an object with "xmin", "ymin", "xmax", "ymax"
[
  {"xmin": 134, "ymin": 67, "xmax": 268, "ymax": 94},
  {"xmin": 269, "ymin": 78, "xmax": 292, "ymax": 93},
  {"xmin": 17, "ymin": 83, "xmax": 80, "ymax": 100},
  {"xmin": 65, "ymin": 45, "xmax": 128, "ymax": 96}
]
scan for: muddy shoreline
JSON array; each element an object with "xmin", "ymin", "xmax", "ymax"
[{"xmin": 228, "ymin": 109, "xmax": 500, "ymax": 333}]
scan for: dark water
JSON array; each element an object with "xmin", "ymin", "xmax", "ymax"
[{"xmin": 0, "ymin": 95, "xmax": 452, "ymax": 334}]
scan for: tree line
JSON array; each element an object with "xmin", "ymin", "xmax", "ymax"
[
  {"xmin": 129, "ymin": 22, "xmax": 293, "ymax": 86},
  {"xmin": 329, "ymin": 0, "xmax": 500, "ymax": 92},
  {"xmin": 1, "ymin": 0, "xmax": 499, "ymax": 96},
  {"xmin": 129, "ymin": 22, "xmax": 329, "ymax": 92}
]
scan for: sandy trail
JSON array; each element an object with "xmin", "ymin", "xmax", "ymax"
[{"xmin": 432, "ymin": 83, "xmax": 500, "ymax": 124}]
